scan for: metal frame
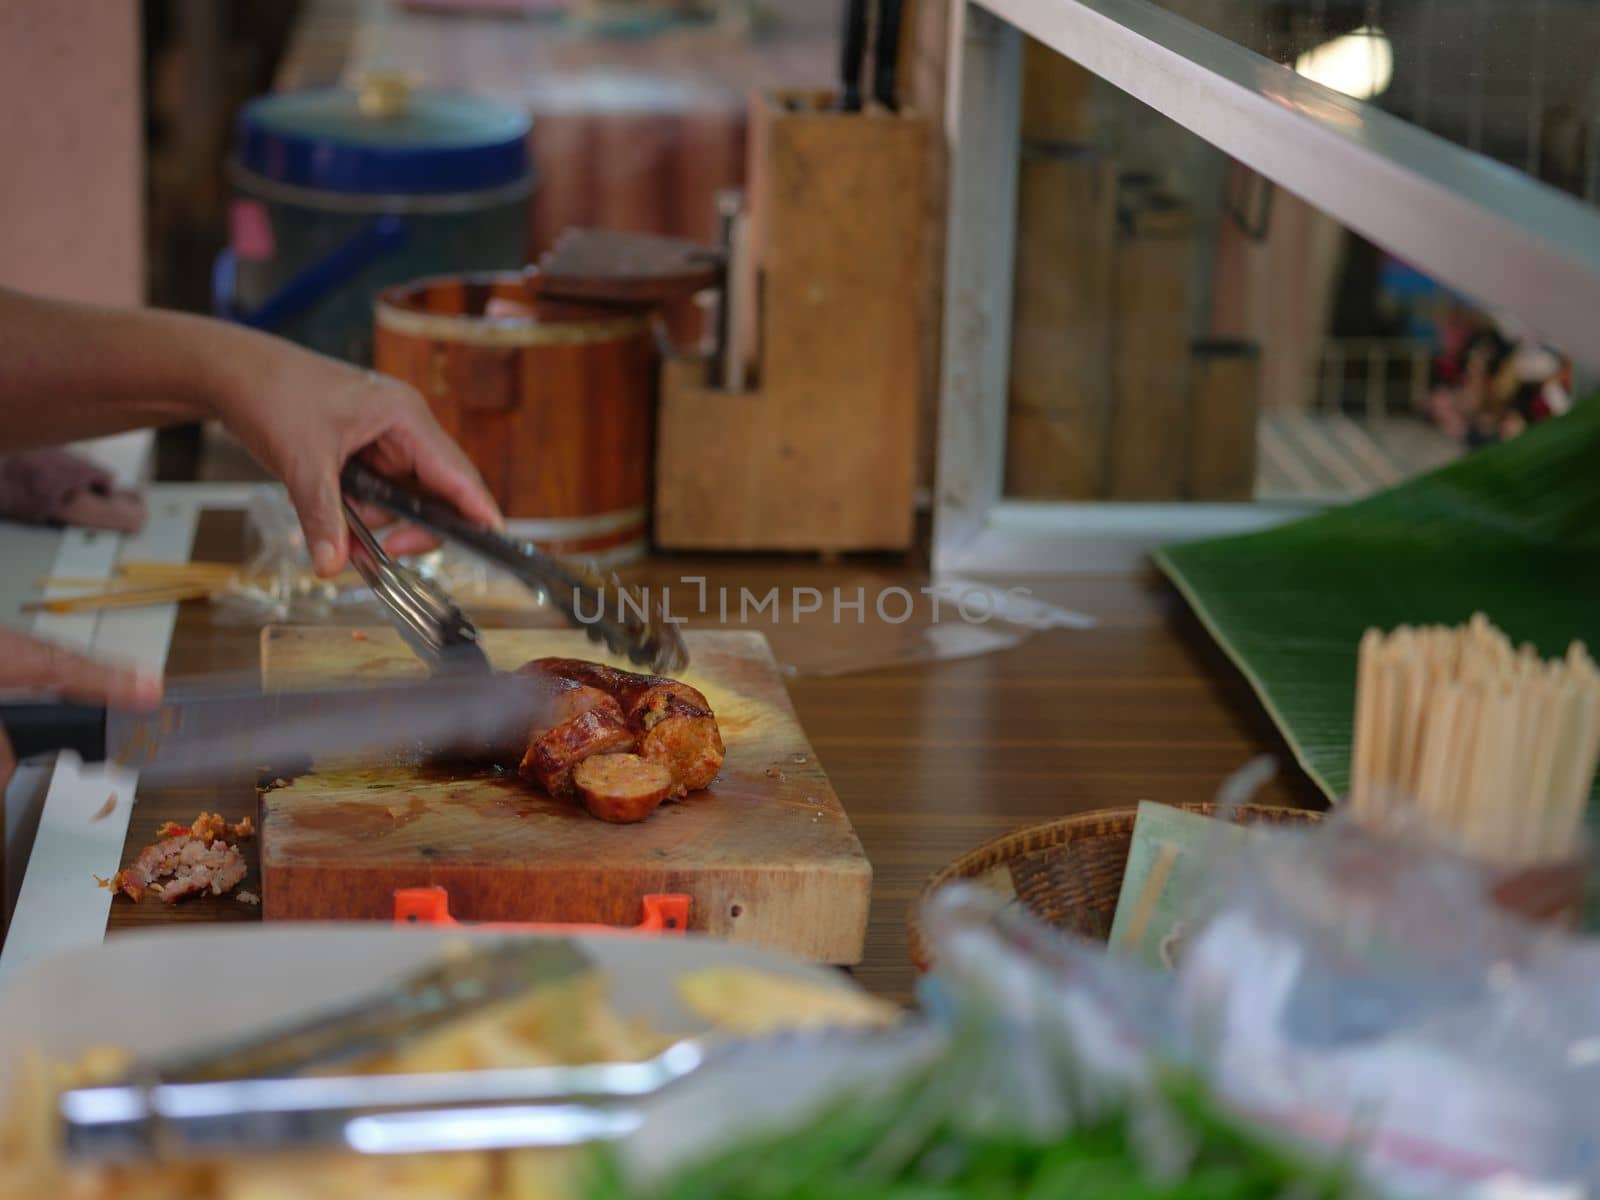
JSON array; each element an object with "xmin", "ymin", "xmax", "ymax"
[{"xmin": 934, "ymin": 0, "xmax": 1600, "ymax": 574}]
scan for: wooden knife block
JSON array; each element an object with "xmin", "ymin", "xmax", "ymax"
[{"xmin": 654, "ymin": 91, "xmax": 928, "ymax": 552}]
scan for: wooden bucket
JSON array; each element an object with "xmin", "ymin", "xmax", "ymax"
[{"xmin": 374, "ymin": 270, "xmax": 655, "ymax": 562}]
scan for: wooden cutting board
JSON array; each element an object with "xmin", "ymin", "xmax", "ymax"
[{"xmin": 258, "ymin": 627, "xmax": 871, "ymax": 963}]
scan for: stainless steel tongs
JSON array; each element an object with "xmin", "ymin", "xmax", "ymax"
[
  {"xmin": 341, "ymin": 461, "xmax": 687, "ymax": 675},
  {"xmin": 343, "ymin": 498, "xmax": 490, "ymax": 676},
  {"xmin": 60, "ymin": 1027, "xmax": 936, "ymax": 1163},
  {"xmin": 56, "ymin": 934, "xmax": 936, "ymax": 1164}
]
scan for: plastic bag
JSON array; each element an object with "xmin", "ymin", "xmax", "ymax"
[
  {"xmin": 210, "ymin": 486, "xmax": 345, "ymax": 625},
  {"xmin": 917, "ymin": 807, "xmax": 1600, "ymax": 1199},
  {"xmin": 211, "ymin": 485, "xmax": 477, "ymax": 627}
]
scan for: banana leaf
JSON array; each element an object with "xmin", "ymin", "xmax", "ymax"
[{"xmin": 1155, "ymin": 400, "xmax": 1600, "ymax": 811}]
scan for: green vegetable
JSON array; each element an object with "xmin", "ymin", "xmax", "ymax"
[{"xmin": 582, "ymin": 1063, "xmax": 1367, "ymax": 1200}]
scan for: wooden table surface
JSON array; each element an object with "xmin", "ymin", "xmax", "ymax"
[{"xmin": 107, "ymin": 510, "xmax": 1323, "ymax": 1003}]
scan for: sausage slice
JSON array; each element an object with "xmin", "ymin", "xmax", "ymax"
[
  {"xmin": 572, "ymin": 753, "xmax": 675, "ymax": 824},
  {"xmin": 519, "ymin": 709, "xmax": 635, "ymax": 801},
  {"xmin": 513, "ymin": 657, "xmax": 725, "ymax": 802},
  {"xmin": 637, "ymin": 697, "xmax": 725, "ymax": 795}
]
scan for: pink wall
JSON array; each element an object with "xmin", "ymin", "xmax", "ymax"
[{"xmin": 0, "ymin": 1, "xmax": 143, "ymax": 306}]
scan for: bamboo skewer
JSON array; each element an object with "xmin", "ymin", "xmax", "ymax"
[
  {"xmin": 23, "ymin": 584, "xmax": 219, "ymax": 615},
  {"xmin": 1349, "ymin": 613, "xmax": 1600, "ymax": 868},
  {"xmin": 32, "ymin": 554, "xmax": 426, "ymax": 617},
  {"xmin": 29, "ymin": 560, "xmax": 239, "ymax": 615}
]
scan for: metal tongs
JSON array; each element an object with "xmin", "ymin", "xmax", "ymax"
[
  {"xmin": 340, "ymin": 460, "xmax": 687, "ymax": 675},
  {"xmin": 343, "ymin": 497, "xmax": 490, "ymax": 676},
  {"xmin": 58, "ymin": 937, "xmax": 933, "ymax": 1163},
  {"xmin": 56, "ymin": 939, "xmax": 687, "ymax": 1162}
]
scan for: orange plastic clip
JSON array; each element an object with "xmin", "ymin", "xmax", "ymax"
[{"xmin": 393, "ymin": 887, "xmax": 690, "ymax": 936}]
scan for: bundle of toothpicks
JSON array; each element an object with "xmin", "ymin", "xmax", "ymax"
[{"xmin": 1350, "ymin": 613, "xmax": 1600, "ymax": 867}]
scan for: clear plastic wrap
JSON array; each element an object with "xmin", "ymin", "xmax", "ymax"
[
  {"xmin": 211, "ymin": 487, "xmax": 501, "ymax": 627},
  {"xmin": 211, "ymin": 486, "xmax": 348, "ymax": 625},
  {"xmin": 917, "ymin": 811, "xmax": 1600, "ymax": 1199}
]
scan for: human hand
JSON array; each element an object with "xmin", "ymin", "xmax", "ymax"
[
  {"xmin": 211, "ymin": 339, "xmax": 501, "ymax": 578},
  {"xmin": 0, "ymin": 629, "xmax": 161, "ymax": 791}
]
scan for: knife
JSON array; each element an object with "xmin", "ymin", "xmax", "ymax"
[
  {"xmin": 873, "ymin": 0, "xmax": 904, "ymax": 112},
  {"xmin": 838, "ymin": 0, "xmax": 869, "ymax": 112},
  {"xmin": 0, "ymin": 672, "xmax": 557, "ymax": 784}
]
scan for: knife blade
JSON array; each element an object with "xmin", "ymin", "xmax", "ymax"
[{"xmin": 0, "ymin": 672, "xmax": 555, "ymax": 784}]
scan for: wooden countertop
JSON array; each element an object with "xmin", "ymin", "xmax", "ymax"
[{"xmin": 107, "ymin": 510, "xmax": 1322, "ymax": 1003}]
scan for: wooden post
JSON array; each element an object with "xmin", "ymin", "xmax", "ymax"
[
  {"xmin": 1002, "ymin": 36, "xmax": 1113, "ymax": 500},
  {"xmin": 1019, "ymin": 34, "xmax": 1096, "ymax": 144},
  {"xmin": 1004, "ymin": 147, "xmax": 1118, "ymax": 499},
  {"xmin": 1106, "ymin": 203, "xmax": 1194, "ymax": 500},
  {"xmin": 1187, "ymin": 339, "xmax": 1261, "ymax": 500}
]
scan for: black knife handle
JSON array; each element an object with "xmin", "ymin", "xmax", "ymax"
[
  {"xmin": 0, "ymin": 703, "xmax": 107, "ymax": 763},
  {"xmin": 839, "ymin": 0, "xmax": 868, "ymax": 112},
  {"xmin": 873, "ymin": 0, "xmax": 904, "ymax": 112}
]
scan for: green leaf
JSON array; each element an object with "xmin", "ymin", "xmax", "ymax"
[{"xmin": 1155, "ymin": 399, "xmax": 1600, "ymax": 816}]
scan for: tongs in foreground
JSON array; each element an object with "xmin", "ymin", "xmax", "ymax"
[
  {"xmin": 61, "ymin": 1029, "xmax": 933, "ymax": 1163},
  {"xmin": 341, "ymin": 460, "xmax": 687, "ymax": 675},
  {"xmin": 58, "ymin": 936, "xmax": 931, "ymax": 1163},
  {"xmin": 62, "ymin": 1041, "xmax": 710, "ymax": 1161},
  {"xmin": 57, "ymin": 937, "xmax": 652, "ymax": 1162}
]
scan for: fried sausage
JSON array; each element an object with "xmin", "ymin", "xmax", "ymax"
[
  {"xmin": 519, "ymin": 708, "xmax": 635, "ymax": 801},
  {"xmin": 572, "ymin": 753, "xmax": 674, "ymax": 823},
  {"xmin": 637, "ymin": 697, "xmax": 724, "ymax": 795},
  {"xmin": 528, "ymin": 658, "xmax": 713, "ymax": 718},
  {"xmin": 476, "ymin": 664, "xmax": 624, "ymax": 770},
  {"xmin": 514, "ymin": 663, "xmax": 626, "ymax": 734},
  {"xmin": 626, "ymin": 680, "xmax": 713, "ymax": 730},
  {"xmin": 516, "ymin": 657, "xmax": 724, "ymax": 797}
]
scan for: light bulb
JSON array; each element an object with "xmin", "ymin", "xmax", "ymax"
[{"xmin": 1294, "ymin": 26, "xmax": 1395, "ymax": 101}]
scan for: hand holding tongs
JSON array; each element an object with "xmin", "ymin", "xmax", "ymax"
[{"xmin": 340, "ymin": 461, "xmax": 686, "ymax": 675}]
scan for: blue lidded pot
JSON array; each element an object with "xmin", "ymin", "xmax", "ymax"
[{"xmin": 216, "ymin": 75, "xmax": 534, "ymax": 364}]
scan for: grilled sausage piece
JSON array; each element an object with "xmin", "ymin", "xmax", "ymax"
[
  {"xmin": 514, "ymin": 663, "xmax": 625, "ymax": 734},
  {"xmin": 637, "ymin": 697, "xmax": 725, "ymax": 795},
  {"xmin": 519, "ymin": 708, "xmax": 635, "ymax": 801},
  {"xmin": 525, "ymin": 657, "xmax": 725, "ymax": 794},
  {"xmin": 529, "ymin": 658, "xmax": 713, "ymax": 720},
  {"xmin": 536, "ymin": 679, "xmax": 625, "ymax": 738},
  {"xmin": 572, "ymin": 753, "xmax": 675, "ymax": 823},
  {"xmin": 481, "ymin": 663, "xmax": 623, "ymax": 770}
]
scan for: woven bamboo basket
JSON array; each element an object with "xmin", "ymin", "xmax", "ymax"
[{"xmin": 906, "ymin": 802, "xmax": 1324, "ymax": 974}]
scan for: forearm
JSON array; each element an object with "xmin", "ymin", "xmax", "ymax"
[{"xmin": 0, "ymin": 288, "xmax": 267, "ymax": 451}]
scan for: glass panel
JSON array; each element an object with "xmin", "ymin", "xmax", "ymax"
[
  {"xmin": 1149, "ymin": 0, "xmax": 1600, "ymax": 207},
  {"xmin": 1002, "ymin": 36, "xmax": 1587, "ymax": 506}
]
